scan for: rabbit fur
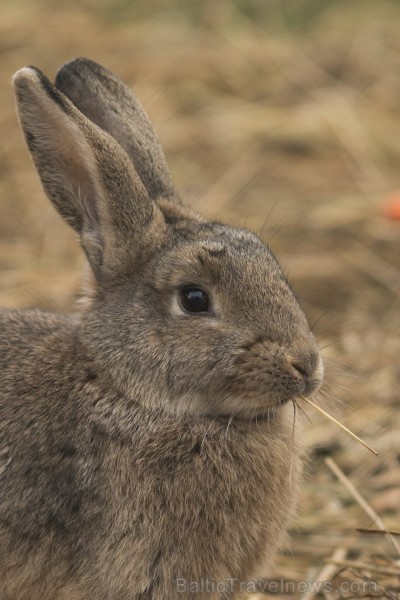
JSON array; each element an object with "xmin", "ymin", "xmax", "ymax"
[{"xmin": 0, "ymin": 58, "xmax": 323, "ymax": 600}]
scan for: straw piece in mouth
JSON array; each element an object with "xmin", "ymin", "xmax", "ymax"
[{"xmin": 299, "ymin": 395, "xmax": 378, "ymax": 456}]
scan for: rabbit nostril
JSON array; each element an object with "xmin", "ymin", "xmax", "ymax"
[{"xmin": 291, "ymin": 362, "xmax": 309, "ymax": 378}]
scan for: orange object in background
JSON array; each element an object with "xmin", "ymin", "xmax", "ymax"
[{"xmin": 383, "ymin": 194, "xmax": 400, "ymax": 220}]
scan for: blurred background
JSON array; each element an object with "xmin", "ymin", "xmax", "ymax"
[{"xmin": 1, "ymin": 0, "xmax": 399, "ymax": 597}]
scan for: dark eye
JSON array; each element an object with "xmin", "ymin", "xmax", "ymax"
[{"xmin": 179, "ymin": 286, "xmax": 210, "ymax": 314}]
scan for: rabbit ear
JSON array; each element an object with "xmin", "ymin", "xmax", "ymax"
[
  {"xmin": 55, "ymin": 57, "xmax": 178, "ymax": 204},
  {"xmin": 13, "ymin": 66, "xmax": 162, "ymax": 283}
]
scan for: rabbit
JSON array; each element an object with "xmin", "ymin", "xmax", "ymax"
[{"xmin": 0, "ymin": 57, "xmax": 323, "ymax": 600}]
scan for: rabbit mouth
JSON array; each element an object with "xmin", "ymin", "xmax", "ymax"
[
  {"xmin": 204, "ymin": 367, "xmax": 323, "ymax": 419},
  {"xmin": 202, "ymin": 390, "xmax": 298, "ymax": 420},
  {"xmin": 302, "ymin": 376, "xmax": 322, "ymax": 397}
]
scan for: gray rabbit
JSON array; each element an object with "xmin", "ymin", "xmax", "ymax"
[{"xmin": 0, "ymin": 58, "xmax": 323, "ymax": 599}]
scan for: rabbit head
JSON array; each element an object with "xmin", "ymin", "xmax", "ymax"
[{"xmin": 13, "ymin": 58, "xmax": 323, "ymax": 420}]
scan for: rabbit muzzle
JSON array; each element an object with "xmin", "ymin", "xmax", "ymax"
[{"xmin": 216, "ymin": 334, "xmax": 324, "ymax": 416}]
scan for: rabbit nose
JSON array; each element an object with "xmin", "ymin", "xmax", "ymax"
[{"xmin": 289, "ymin": 346, "xmax": 323, "ymax": 395}]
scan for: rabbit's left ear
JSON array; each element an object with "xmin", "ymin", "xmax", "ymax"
[
  {"xmin": 13, "ymin": 67, "xmax": 165, "ymax": 283},
  {"xmin": 55, "ymin": 57, "xmax": 178, "ymax": 204}
]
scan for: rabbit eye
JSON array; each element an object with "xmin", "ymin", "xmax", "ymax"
[{"xmin": 179, "ymin": 286, "xmax": 210, "ymax": 314}]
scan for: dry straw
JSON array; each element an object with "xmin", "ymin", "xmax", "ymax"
[{"xmin": 299, "ymin": 395, "xmax": 378, "ymax": 456}]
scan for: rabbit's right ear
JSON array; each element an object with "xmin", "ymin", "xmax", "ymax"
[
  {"xmin": 55, "ymin": 58, "xmax": 178, "ymax": 204},
  {"xmin": 13, "ymin": 67, "xmax": 164, "ymax": 283}
]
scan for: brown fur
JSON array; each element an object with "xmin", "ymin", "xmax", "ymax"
[{"xmin": 0, "ymin": 59, "xmax": 323, "ymax": 599}]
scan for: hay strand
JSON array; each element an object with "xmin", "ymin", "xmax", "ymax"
[
  {"xmin": 325, "ymin": 558, "xmax": 400, "ymax": 578},
  {"xmin": 325, "ymin": 457, "xmax": 400, "ymax": 556},
  {"xmin": 299, "ymin": 396, "xmax": 378, "ymax": 455},
  {"xmin": 356, "ymin": 528, "xmax": 400, "ymax": 537}
]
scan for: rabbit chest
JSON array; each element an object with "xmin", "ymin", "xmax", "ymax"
[{"xmin": 88, "ymin": 404, "xmax": 302, "ymax": 599}]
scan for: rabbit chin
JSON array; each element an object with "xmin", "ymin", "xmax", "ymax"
[
  {"xmin": 204, "ymin": 394, "xmax": 296, "ymax": 420},
  {"xmin": 163, "ymin": 389, "xmax": 298, "ymax": 421}
]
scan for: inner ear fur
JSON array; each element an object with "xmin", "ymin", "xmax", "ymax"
[{"xmin": 13, "ymin": 66, "xmax": 164, "ymax": 282}]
